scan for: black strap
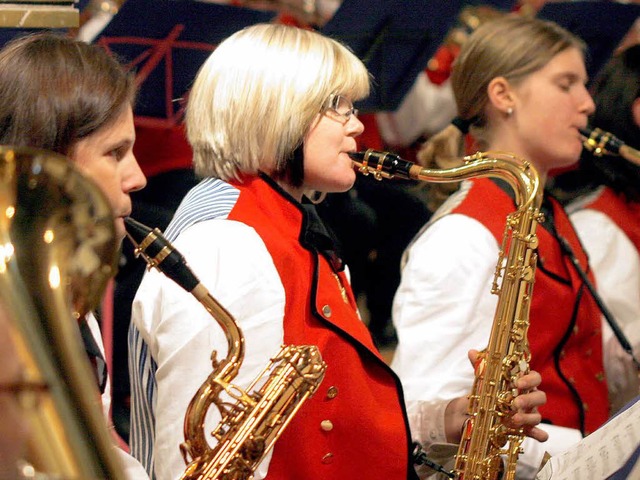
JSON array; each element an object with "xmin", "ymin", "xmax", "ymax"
[
  {"xmin": 411, "ymin": 442, "xmax": 455, "ymax": 478},
  {"xmin": 301, "ymin": 202, "xmax": 344, "ymax": 273},
  {"xmin": 79, "ymin": 317, "xmax": 108, "ymax": 394},
  {"xmin": 514, "ymin": 185, "xmax": 640, "ymax": 370},
  {"xmin": 555, "ymin": 234, "xmax": 640, "ymax": 370}
]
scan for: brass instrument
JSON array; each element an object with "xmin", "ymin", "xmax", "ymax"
[
  {"xmin": 580, "ymin": 126, "xmax": 640, "ymax": 165},
  {"xmin": 0, "ymin": 146, "xmax": 124, "ymax": 478},
  {"xmin": 350, "ymin": 149, "xmax": 543, "ymax": 480},
  {"xmin": 0, "ymin": 0, "xmax": 78, "ymax": 28},
  {"xmin": 124, "ymin": 217, "xmax": 327, "ymax": 480}
]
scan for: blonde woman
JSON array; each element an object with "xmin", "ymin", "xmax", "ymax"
[{"xmin": 128, "ymin": 23, "xmax": 546, "ymax": 480}]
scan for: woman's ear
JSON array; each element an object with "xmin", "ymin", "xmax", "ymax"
[
  {"xmin": 487, "ymin": 76, "xmax": 515, "ymax": 115},
  {"xmin": 632, "ymin": 97, "xmax": 640, "ymax": 129}
]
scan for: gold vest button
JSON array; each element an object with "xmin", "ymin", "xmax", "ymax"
[
  {"xmin": 321, "ymin": 453, "xmax": 334, "ymax": 464},
  {"xmin": 322, "ymin": 305, "xmax": 332, "ymax": 318},
  {"xmin": 326, "ymin": 386, "xmax": 338, "ymax": 399},
  {"xmin": 320, "ymin": 420, "xmax": 334, "ymax": 431}
]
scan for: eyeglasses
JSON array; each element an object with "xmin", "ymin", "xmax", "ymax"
[{"xmin": 323, "ymin": 94, "xmax": 359, "ymax": 122}]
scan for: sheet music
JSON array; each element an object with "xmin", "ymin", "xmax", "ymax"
[{"xmin": 536, "ymin": 400, "xmax": 640, "ymax": 480}]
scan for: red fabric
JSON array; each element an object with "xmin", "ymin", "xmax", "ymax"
[
  {"xmin": 425, "ymin": 44, "xmax": 460, "ymax": 85},
  {"xmin": 584, "ymin": 186, "xmax": 640, "ymax": 254},
  {"xmin": 226, "ymin": 176, "xmax": 414, "ymax": 479},
  {"xmin": 133, "ymin": 124, "xmax": 193, "ymax": 177},
  {"xmin": 357, "ymin": 113, "xmax": 385, "ymax": 151},
  {"xmin": 452, "ymin": 178, "xmax": 609, "ymax": 435}
]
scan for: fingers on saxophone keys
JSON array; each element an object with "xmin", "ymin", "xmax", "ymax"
[
  {"xmin": 511, "ymin": 389, "xmax": 546, "ymax": 412},
  {"xmin": 525, "ymin": 426, "xmax": 550, "ymax": 443},
  {"xmin": 515, "ymin": 370, "xmax": 542, "ymax": 391}
]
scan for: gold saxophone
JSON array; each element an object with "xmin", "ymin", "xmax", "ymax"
[
  {"xmin": 125, "ymin": 217, "xmax": 327, "ymax": 480},
  {"xmin": 350, "ymin": 149, "xmax": 543, "ymax": 480},
  {"xmin": 0, "ymin": 145, "xmax": 125, "ymax": 479}
]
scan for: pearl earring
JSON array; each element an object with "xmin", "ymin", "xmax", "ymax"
[{"xmin": 507, "ymin": 107, "xmax": 514, "ymax": 116}]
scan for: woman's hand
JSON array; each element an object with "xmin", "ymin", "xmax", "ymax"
[{"xmin": 444, "ymin": 349, "xmax": 548, "ymax": 444}]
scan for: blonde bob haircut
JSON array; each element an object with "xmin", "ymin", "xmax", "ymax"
[{"xmin": 186, "ymin": 23, "xmax": 370, "ymax": 182}]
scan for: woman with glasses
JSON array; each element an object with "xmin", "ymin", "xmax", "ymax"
[{"xmin": 128, "ymin": 23, "xmax": 546, "ymax": 480}]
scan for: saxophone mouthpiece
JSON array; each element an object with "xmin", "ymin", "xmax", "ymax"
[
  {"xmin": 348, "ymin": 149, "xmax": 417, "ymax": 180},
  {"xmin": 124, "ymin": 216, "xmax": 152, "ymax": 246},
  {"xmin": 580, "ymin": 126, "xmax": 640, "ymax": 166},
  {"xmin": 124, "ymin": 217, "xmax": 200, "ymax": 292}
]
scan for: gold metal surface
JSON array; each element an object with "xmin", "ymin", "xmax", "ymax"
[
  {"xmin": 0, "ymin": 1, "xmax": 78, "ymax": 28},
  {"xmin": 127, "ymin": 219, "xmax": 327, "ymax": 480},
  {"xmin": 353, "ymin": 148, "xmax": 543, "ymax": 480},
  {"xmin": 0, "ymin": 145, "xmax": 123, "ymax": 479}
]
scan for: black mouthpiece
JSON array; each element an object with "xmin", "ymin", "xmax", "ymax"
[
  {"xmin": 580, "ymin": 127, "xmax": 623, "ymax": 155},
  {"xmin": 124, "ymin": 216, "xmax": 152, "ymax": 245},
  {"xmin": 125, "ymin": 217, "xmax": 200, "ymax": 292},
  {"xmin": 348, "ymin": 150, "xmax": 414, "ymax": 179}
]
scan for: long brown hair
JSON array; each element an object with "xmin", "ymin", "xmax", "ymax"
[{"xmin": 0, "ymin": 33, "xmax": 136, "ymax": 155}]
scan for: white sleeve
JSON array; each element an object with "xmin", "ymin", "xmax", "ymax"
[
  {"xmin": 391, "ymin": 214, "xmax": 499, "ymax": 403},
  {"xmin": 116, "ymin": 447, "xmax": 151, "ymax": 479},
  {"xmin": 132, "ymin": 219, "xmax": 285, "ymax": 480},
  {"xmin": 391, "ymin": 214, "xmax": 582, "ymax": 478}
]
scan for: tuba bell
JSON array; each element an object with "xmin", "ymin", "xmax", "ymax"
[{"xmin": 0, "ymin": 145, "xmax": 125, "ymax": 479}]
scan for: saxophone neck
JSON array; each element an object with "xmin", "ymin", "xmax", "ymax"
[{"xmin": 350, "ymin": 148, "xmax": 542, "ymax": 210}]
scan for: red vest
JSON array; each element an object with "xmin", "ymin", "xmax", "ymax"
[
  {"xmin": 451, "ymin": 179, "xmax": 609, "ymax": 435},
  {"xmin": 227, "ymin": 176, "xmax": 416, "ymax": 479},
  {"xmin": 584, "ymin": 186, "xmax": 640, "ymax": 254}
]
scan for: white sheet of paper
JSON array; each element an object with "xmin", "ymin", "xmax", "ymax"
[{"xmin": 536, "ymin": 400, "xmax": 640, "ymax": 480}]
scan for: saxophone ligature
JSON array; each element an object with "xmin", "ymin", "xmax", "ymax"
[
  {"xmin": 580, "ymin": 126, "xmax": 640, "ymax": 165},
  {"xmin": 125, "ymin": 217, "xmax": 327, "ymax": 480},
  {"xmin": 0, "ymin": 145, "xmax": 125, "ymax": 479},
  {"xmin": 350, "ymin": 149, "xmax": 544, "ymax": 480}
]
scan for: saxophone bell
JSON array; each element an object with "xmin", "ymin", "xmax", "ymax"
[{"xmin": 580, "ymin": 126, "xmax": 640, "ymax": 165}]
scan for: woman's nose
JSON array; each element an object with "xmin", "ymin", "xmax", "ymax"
[{"xmin": 126, "ymin": 155, "xmax": 147, "ymax": 192}]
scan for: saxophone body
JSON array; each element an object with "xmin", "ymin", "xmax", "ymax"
[
  {"xmin": 350, "ymin": 149, "xmax": 543, "ymax": 480},
  {"xmin": 125, "ymin": 218, "xmax": 327, "ymax": 480},
  {"xmin": 0, "ymin": 145, "xmax": 124, "ymax": 479}
]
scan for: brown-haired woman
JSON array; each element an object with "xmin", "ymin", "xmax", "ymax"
[{"xmin": 0, "ymin": 32, "xmax": 147, "ymax": 478}]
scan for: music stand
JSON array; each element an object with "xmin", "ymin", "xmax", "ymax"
[
  {"xmin": 95, "ymin": 0, "xmax": 276, "ymax": 128},
  {"xmin": 321, "ymin": 0, "xmax": 516, "ymax": 113}
]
